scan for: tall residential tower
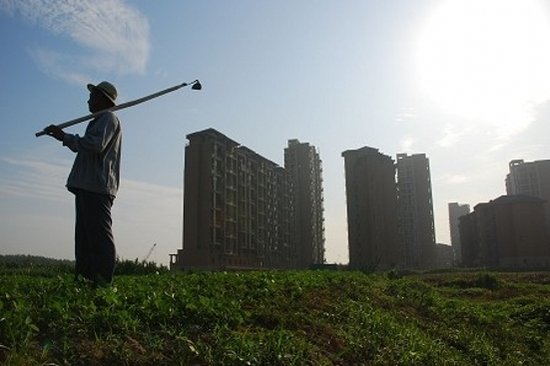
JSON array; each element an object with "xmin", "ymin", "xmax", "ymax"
[
  {"xmin": 396, "ymin": 153, "xmax": 436, "ymax": 269},
  {"xmin": 284, "ymin": 139, "xmax": 325, "ymax": 267},
  {"xmin": 342, "ymin": 147, "xmax": 401, "ymax": 270},
  {"xmin": 506, "ymin": 159, "xmax": 550, "ymax": 233},
  {"xmin": 448, "ymin": 202, "xmax": 470, "ymax": 264},
  {"xmin": 171, "ymin": 129, "xmax": 296, "ymax": 270}
]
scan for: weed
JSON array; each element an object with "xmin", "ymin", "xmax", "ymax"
[{"xmin": 1, "ymin": 270, "xmax": 549, "ymax": 364}]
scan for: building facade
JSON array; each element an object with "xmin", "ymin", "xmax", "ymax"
[
  {"xmin": 396, "ymin": 153, "xmax": 436, "ymax": 269},
  {"xmin": 435, "ymin": 243, "xmax": 453, "ymax": 269},
  {"xmin": 170, "ymin": 129, "xmax": 296, "ymax": 270},
  {"xmin": 458, "ymin": 213, "xmax": 478, "ymax": 267},
  {"xmin": 448, "ymin": 202, "xmax": 471, "ymax": 264},
  {"xmin": 506, "ymin": 159, "xmax": 550, "ymax": 234},
  {"xmin": 459, "ymin": 195, "xmax": 550, "ymax": 269},
  {"xmin": 342, "ymin": 147, "xmax": 401, "ymax": 270},
  {"xmin": 284, "ymin": 139, "xmax": 325, "ymax": 267}
]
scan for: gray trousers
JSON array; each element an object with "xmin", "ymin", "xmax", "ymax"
[{"xmin": 73, "ymin": 189, "xmax": 116, "ymax": 285}]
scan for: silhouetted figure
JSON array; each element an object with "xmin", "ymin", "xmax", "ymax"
[{"xmin": 45, "ymin": 81, "xmax": 122, "ymax": 286}]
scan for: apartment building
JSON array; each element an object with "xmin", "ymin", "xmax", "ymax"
[
  {"xmin": 448, "ymin": 202, "xmax": 471, "ymax": 264},
  {"xmin": 506, "ymin": 159, "xmax": 550, "ymax": 233},
  {"xmin": 396, "ymin": 153, "xmax": 436, "ymax": 269},
  {"xmin": 284, "ymin": 139, "xmax": 325, "ymax": 267},
  {"xmin": 435, "ymin": 243, "xmax": 453, "ymax": 269},
  {"xmin": 342, "ymin": 147, "xmax": 401, "ymax": 270},
  {"xmin": 459, "ymin": 195, "xmax": 550, "ymax": 269},
  {"xmin": 170, "ymin": 128, "xmax": 296, "ymax": 270}
]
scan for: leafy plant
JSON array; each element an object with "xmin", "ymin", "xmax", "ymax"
[{"xmin": 1, "ymin": 269, "xmax": 549, "ymax": 364}]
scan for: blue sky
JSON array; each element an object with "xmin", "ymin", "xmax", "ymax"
[{"xmin": 1, "ymin": 0, "xmax": 550, "ymax": 265}]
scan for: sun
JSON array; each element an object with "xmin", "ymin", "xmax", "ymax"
[{"xmin": 415, "ymin": 0, "xmax": 550, "ymax": 139}]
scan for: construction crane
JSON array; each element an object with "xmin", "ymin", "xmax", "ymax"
[{"xmin": 142, "ymin": 243, "xmax": 157, "ymax": 262}]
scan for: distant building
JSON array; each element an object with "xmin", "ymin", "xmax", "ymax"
[
  {"xmin": 459, "ymin": 195, "xmax": 550, "ymax": 269},
  {"xmin": 506, "ymin": 159, "xmax": 550, "ymax": 234},
  {"xmin": 396, "ymin": 153, "xmax": 436, "ymax": 269},
  {"xmin": 170, "ymin": 128, "xmax": 296, "ymax": 270},
  {"xmin": 448, "ymin": 202, "xmax": 471, "ymax": 264},
  {"xmin": 342, "ymin": 147, "xmax": 401, "ymax": 270},
  {"xmin": 435, "ymin": 243, "xmax": 453, "ymax": 269},
  {"xmin": 458, "ymin": 213, "xmax": 478, "ymax": 267},
  {"xmin": 284, "ymin": 139, "xmax": 325, "ymax": 267}
]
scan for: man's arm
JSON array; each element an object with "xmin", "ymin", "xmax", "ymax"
[
  {"xmin": 44, "ymin": 125, "xmax": 78, "ymax": 153},
  {"xmin": 46, "ymin": 113, "xmax": 119, "ymax": 154}
]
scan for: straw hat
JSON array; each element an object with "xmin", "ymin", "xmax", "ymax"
[{"xmin": 87, "ymin": 81, "xmax": 117, "ymax": 105}]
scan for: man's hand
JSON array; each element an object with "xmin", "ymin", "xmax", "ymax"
[{"xmin": 44, "ymin": 125, "xmax": 65, "ymax": 142}]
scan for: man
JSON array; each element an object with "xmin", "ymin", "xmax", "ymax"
[{"xmin": 45, "ymin": 81, "xmax": 122, "ymax": 286}]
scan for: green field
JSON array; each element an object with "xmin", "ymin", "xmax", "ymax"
[{"xmin": 1, "ymin": 267, "xmax": 550, "ymax": 365}]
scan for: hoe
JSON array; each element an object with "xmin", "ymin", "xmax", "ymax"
[{"xmin": 35, "ymin": 79, "xmax": 202, "ymax": 137}]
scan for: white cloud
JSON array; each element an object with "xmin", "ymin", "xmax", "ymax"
[
  {"xmin": 0, "ymin": 157, "xmax": 70, "ymax": 202},
  {"xmin": 433, "ymin": 173, "xmax": 472, "ymax": 185},
  {"xmin": 437, "ymin": 125, "xmax": 465, "ymax": 148},
  {"xmin": 115, "ymin": 179, "xmax": 182, "ymax": 231},
  {"xmin": 0, "ymin": 156, "xmax": 182, "ymax": 264},
  {"xmin": 0, "ymin": 157, "xmax": 181, "ymax": 209},
  {"xmin": 0, "ymin": 0, "xmax": 150, "ymax": 81},
  {"xmin": 445, "ymin": 175, "xmax": 470, "ymax": 185},
  {"xmin": 395, "ymin": 108, "xmax": 417, "ymax": 123},
  {"xmin": 28, "ymin": 48, "xmax": 92, "ymax": 86},
  {"xmin": 399, "ymin": 136, "xmax": 416, "ymax": 152}
]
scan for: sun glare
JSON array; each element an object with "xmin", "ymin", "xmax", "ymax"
[{"xmin": 415, "ymin": 0, "xmax": 550, "ymax": 139}]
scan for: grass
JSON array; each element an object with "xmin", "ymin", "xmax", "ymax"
[{"xmin": 1, "ymin": 270, "xmax": 549, "ymax": 365}]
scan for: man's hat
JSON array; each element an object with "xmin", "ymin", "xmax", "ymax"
[{"xmin": 87, "ymin": 81, "xmax": 117, "ymax": 105}]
